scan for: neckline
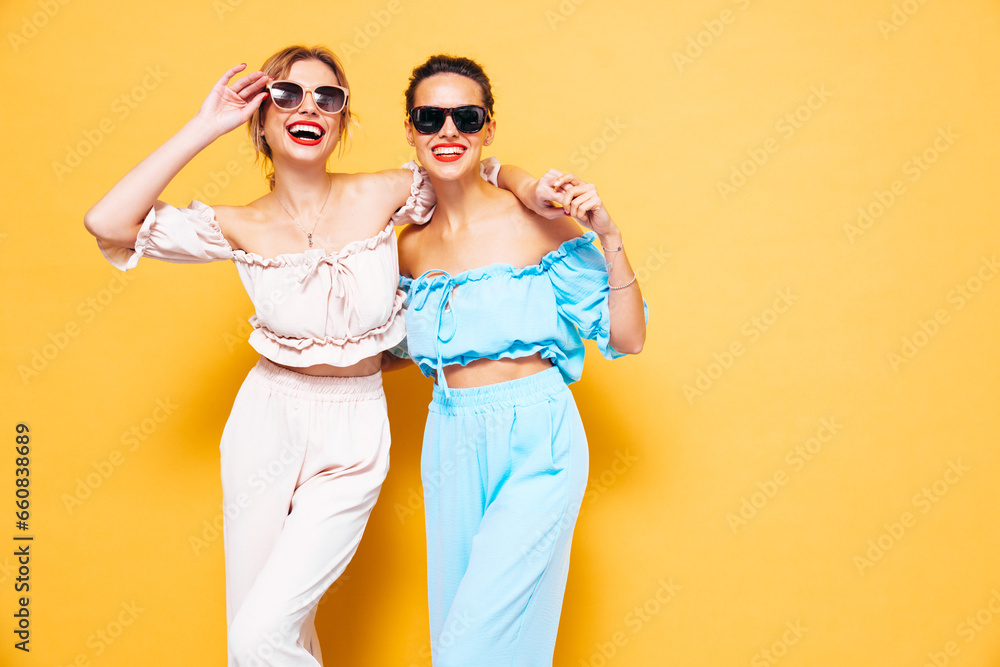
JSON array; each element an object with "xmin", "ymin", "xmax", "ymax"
[
  {"xmin": 404, "ymin": 231, "xmax": 596, "ymax": 286},
  {"xmin": 231, "ymin": 221, "xmax": 395, "ymax": 267}
]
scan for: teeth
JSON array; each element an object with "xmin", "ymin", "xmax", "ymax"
[
  {"xmin": 433, "ymin": 146, "xmax": 465, "ymax": 155},
  {"xmin": 288, "ymin": 123, "xmax": 323, "ymax": 138}
]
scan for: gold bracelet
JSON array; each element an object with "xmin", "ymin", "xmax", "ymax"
[{"xmin": 608, "ymin": 272, "xmax": 637, "ymax": 290}]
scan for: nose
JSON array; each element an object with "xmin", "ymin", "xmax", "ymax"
[
  {"xmin": 439, "ymin": 112, "xmax": 460, "ymax": 138},
  {"xmin": 297, "ymin": 90, "xmax": 319, "ymax": 115}
]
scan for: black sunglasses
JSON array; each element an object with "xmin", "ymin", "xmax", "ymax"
[{"xmin": 408, "ymin": 105, "xmax": 489, "ymax": 135}]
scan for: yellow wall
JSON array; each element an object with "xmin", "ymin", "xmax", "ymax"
[{"xmin": 2, "ymin": 0, "xmax": 1000, "ymax": 665}]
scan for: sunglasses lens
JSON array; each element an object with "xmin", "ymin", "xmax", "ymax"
[
  {"xmin": 410, "ymin": 108, "xmax": 445, "ymax": 134},
  {"xmin": 314, "ymin": 86, "xmax": 347, "ymax": 113},
  {"xmin": 453, "ymin": 106, "xmax": 487, "ymax": 133},
  {"xmin": 269, "ymin": 82, "xmax": 303, "ymax": 109}
]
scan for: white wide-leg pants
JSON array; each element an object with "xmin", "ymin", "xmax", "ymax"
[{"xmin": 220, "ymin": 357, "xmax": 390, "ymax": 666}]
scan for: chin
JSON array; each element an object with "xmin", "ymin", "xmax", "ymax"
[
  {"xmin": 421, "ymin": 154, "xmax": 480, "ymax": 181},
  {"xmin": 280, "ymin": 140, "xmax": 337, "ymax": 163}
]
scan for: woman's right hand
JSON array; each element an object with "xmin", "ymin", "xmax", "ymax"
[
  {"xmin": 84, "ymin": 64, "xmax": 270, "ymax": 246},
  {"xmin": 193, "ymin": 64, "xmax": 271, "ymax": 137}
]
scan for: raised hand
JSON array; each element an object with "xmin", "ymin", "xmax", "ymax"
[
  {"xmin": 523, "ymin": 169, "xmax": 577, "ymax": 219},
  {"xmin": 193, "ymin": 64, "xmax": 272, "ymax": 138},
  {"xmin": 551, "ymin": 172, "xmax": 618, "ymax": 238}
]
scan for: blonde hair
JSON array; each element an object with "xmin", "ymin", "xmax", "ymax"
[{"xmin": 247, "ymin": 45, "xmax": 357, "ymax": 190}]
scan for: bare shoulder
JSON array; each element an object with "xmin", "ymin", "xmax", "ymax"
[
  {"xmin": 211, "ymin": 203, "xmax": 259, "ymax": 225},
  {"xmin": 397, "ymin": 222, "xmax": 431, "ymax": 277},
  {"xmin": 213, "ymin": 201, "xmax": 266, "ymax": 251},
  {"xmin": 340, "ymin": 169, "xmax": 414, "ymax": 207},
  {"xmin": 534, "ymin": 214, "xmax": 587, "ymax": 250},
  {"xmin": 497, "ymin": 188, "xmax": 585, "ymax": 252}
]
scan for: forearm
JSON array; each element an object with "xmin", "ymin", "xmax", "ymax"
[
  {"xmin": 496, "ymin": 164, "xmax": 538, "ymax": 208},
  {"xmin": 599, "ymin": 226, "xmax": 646, "ymax": 355},
  {"xmin": 381, "ymin": 351, "xmax": 415, "ymax": 373},
  {"xmin": 84, "ymin": 117, "xmax": 219, "ymax": 247}
]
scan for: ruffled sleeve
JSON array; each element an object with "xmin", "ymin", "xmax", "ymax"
[
  {"xmin": 398, "ymin": 274, "xmax": 414, "ymax": 304},
  {"xmin": 387, "ymin": 274, "xmax": 414, "ymax": 360},
  {"xmin": 390, "ymin": 162, "xmax": 436, "ymax": 226},
  {"xmin": 390, "ymin": 158, "xmax": 502, "ymax": 226},
  {"xmin": 546, "ymin": 232, "xmax": 649, "ymax": 360},
  {"xmin": 384, "ymin": 338, "xmax": 411, "ymax": 360},
  {"xmin": 479, "ymin": 156, "xmax": 501, "ymax": 186},
  {"xmin": 96, "ymin": 200, "xmax": 234, "ymax": 271}
]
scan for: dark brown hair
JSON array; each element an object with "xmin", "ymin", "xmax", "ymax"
[{"xmin": 404, "ymin": 54, "xmax": 495, "ymax": 117}]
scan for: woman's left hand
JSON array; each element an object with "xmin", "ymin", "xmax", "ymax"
[{"xmin": 551, "ymin": 172, "xmax": 618, "ymax": 237}]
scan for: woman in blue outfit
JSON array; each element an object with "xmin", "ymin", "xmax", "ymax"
[{"xmin": 393, "ymin": 55, "xmax": 648, "ymax": 666}]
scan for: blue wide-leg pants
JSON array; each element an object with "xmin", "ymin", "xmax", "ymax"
[{"xmin": 422, "ymin": 367, "xmax": 589, "ymax": 666}]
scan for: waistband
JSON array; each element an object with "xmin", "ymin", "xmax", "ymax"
[
  {"xmin": 250, "ymin": 357, "xmax": 383, "ymax": 401},
  {"xmin": 430, "ymin": 366, "xmax": 568, "ymax": 414}
]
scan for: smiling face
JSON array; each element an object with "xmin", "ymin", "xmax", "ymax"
[
  {"xmin": 262, "ymin": 58, "xmax": 344, "ymax": 166},
  {"xmin": 406, "ymin": 73, "xmax": 495, "ymax": 181}
]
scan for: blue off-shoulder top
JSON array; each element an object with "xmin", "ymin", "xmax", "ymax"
[{"xmin": 397, "ymin": 231, "xmax": 649, "ymax": 393}]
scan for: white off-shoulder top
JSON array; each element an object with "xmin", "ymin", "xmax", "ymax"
[{"xmin": 95, "ymin": 159, "xmax": 501, "ymax": 368}]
